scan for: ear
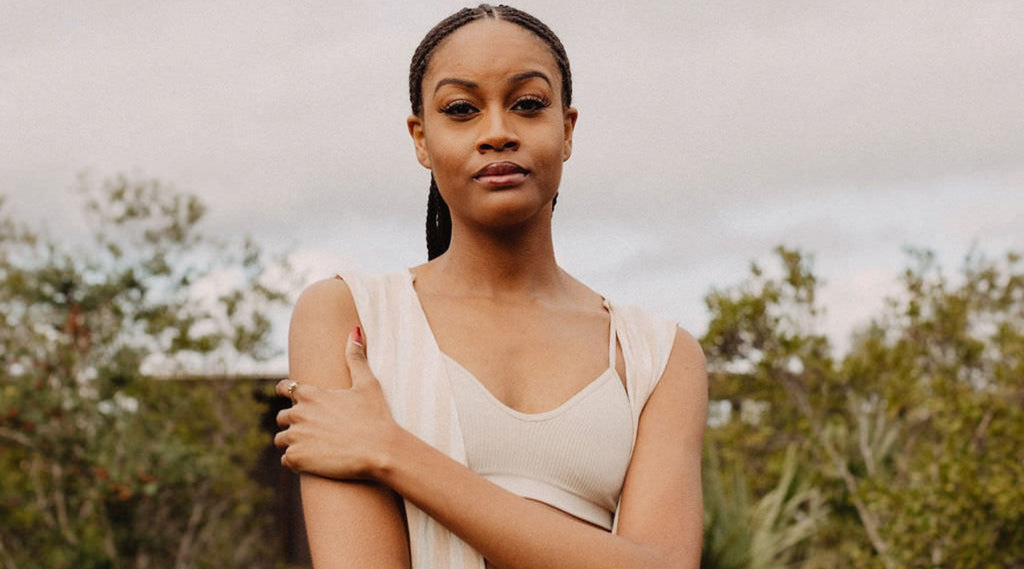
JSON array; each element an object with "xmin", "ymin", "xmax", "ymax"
[
  {"xmin": 407, "ymin": 115, "xmax": 432, "ymax": 170},
  {"xmin": 562, "ymin": 107, "xmax": 579, "ymax": 162}
]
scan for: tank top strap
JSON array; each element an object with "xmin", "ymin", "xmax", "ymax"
[{"xmin": 603, "ymin": 298, "xmax": 617, "ymax": 369}]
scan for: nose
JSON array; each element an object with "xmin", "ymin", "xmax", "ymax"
[{"xmin": 477, "ymin": 110, "xmax": 519, "ymax": 153}]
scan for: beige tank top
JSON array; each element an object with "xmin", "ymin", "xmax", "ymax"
[
  {"xmin": 339, "ymin": 270, "xmax": 678, "ymax": 569},
  {"xmin": 445, "ymin": 300, "xmax": 631, "ymax": 530}
]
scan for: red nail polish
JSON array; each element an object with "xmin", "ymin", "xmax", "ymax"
[{"xmin": 353, "ymin": 326, "xmax": 363, "ymax": 345}]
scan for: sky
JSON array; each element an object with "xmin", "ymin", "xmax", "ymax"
[{"xmin": 2, "ymin": 1, "xmax": 1022, "ymax": 373}]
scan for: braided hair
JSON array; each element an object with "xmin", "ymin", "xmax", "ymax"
[{"xmin": 410, "ymin": 4, "xmax": 573, "ymax": 260}]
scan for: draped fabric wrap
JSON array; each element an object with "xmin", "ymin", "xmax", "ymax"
[{"xmin": 340, "ymin": 271, "xmax": 678, "ymax": 568}]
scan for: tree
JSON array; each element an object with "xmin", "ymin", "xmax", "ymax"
[
  {"xmin": 701, "ymin": 247, "xmax": 1024, "ymax": 569},
  {"xmin": 701, "ymin": 247, "xmax": 838, "ymax": 568},
  {"xmin": 837, "ymin": 250, "xmax": 1024, "ymax": 567},
  {"xmin": 0, "ymin": 175, "xmax": 296, "ymax": 569}
]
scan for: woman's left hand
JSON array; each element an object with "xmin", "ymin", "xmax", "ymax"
[{"xmin": 274, "ymin": 328, "xmax": 398, "ymax": 481}]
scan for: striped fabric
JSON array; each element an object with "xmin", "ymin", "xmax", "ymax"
[{"xmin": 341, "ymin": 270, "xmax": 677, "ymax": 568}]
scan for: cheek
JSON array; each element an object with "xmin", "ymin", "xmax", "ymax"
[
  {"xmin": 429, "ymin": 148, "xmax": 467, "ymax": 184},
  {"xmin": 534, "ymin": 128, "xmax": 568, "ymax": 172},
  {"xmin": 426, "ymin": 148, "xmax": 470, "ymax": 200},
  {"xmin": 423, "ymin": 129, "xmax": 470, "ymax": 171}
]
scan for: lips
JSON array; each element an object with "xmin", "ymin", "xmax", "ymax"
[{"xmin": 473, "ymin": 161, "xmax": 529, "ymax": 187}]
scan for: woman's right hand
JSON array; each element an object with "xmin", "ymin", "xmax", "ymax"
[{"xmin": 274, "ymin": 327, "xmax": 401, "ymax": 481}]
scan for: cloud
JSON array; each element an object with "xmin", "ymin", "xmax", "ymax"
[
  {"xmin": 6, "ymin": 1, "xmax": 1022, "ymax": 220},
  {"xmin": 1, "ymin": 1, "xmax": 1021, "ymax": 359},
  {"xmin": 557, "ymin": 1, "xmax": 1024, "ymax": 212}
]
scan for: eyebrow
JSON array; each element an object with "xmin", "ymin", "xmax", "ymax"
[
  {"xmin": 509, "ymin": 71, "xmax": 552, "ymax": 87},
  {"xmin": 432, "ymin": 70, "xmax": 552, "ymax": 95},
  {"xmin": 433, "ymin": 77, "xmax": 477, "ymax": 94}
]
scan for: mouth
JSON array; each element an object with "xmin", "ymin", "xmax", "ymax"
[{"xmin": 473, "ymin": 161, "xmax": 529, "ymax": 187}]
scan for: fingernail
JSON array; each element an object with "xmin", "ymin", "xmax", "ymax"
[{"xmin": 352, "ymin": 326, "xmax": 363, "ymax": 347}]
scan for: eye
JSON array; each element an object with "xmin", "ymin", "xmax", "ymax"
[
  {"xmin": 440, "ymin": 100, "xmax": 478, "ymax": 117},
  {"xmin": 512, "ymin": 96, "xmax": 550, "ymax": 113}
]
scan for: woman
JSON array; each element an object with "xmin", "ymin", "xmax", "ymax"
[{"xmin": 274, "ymin": 5, "xmax": 707, "ymax": 568}]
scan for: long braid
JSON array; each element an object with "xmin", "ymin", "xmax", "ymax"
[
  {"xmin": 425, "ymin": 175, "xmax": 452, "ymax": 260},
  {"xmin": 411, "ymin": 4, "xmax": 573, "ymax": 260}
]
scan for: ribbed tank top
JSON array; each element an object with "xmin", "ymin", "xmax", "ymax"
[{"xmin": 445, "ymin": 301, "xmax": 632, "ymax": 530}]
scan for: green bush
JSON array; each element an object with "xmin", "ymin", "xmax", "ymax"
[
  {"xmin": 0, "ymin": 176, "xmax": 294, "ymax": 568},
  {"xmin": 702, "ymin": 247, "xmax": 1024, "ymax": 568}
]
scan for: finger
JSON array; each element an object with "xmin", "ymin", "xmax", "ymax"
[
  {"xmin": 274, "ymin": 429, "xmax": 288, "ymax": 450},
  {"xmin": 345, "ymin": 326, "xmax": 372, "ymax": 386},
  {"xmin": 281, "ymin": 450, "xmax": 296, "ymax": 471},
  {"xmin": 276, "ymin": 379, "xmax": 302, "ymax": 402},
  {"xmin": 276, "ymin": 408, "xmax": 291, "ymax": 428},
  {"xmin": 281, "ymin": 448, "xmax": 302, "ymax": 472}
]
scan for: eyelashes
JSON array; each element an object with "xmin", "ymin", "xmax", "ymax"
[
  {"xmin": 512, "ymin": 96, "xmax": 550, "ymax": 113},
  {"xmin": 440, "ymin": 100, "xmax": 477, "ymax": 117},
  {"xmin": 439, "ymin": 95, "xmax": 551, "ymax": 118}
]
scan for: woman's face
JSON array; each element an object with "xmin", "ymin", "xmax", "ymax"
[{"xmin": 408, "ymin": 19, "xmax": 577, "ymax": 230}]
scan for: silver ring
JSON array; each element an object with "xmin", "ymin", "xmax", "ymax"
[{"xmin": 287, "ymin": 381, "xmax": 298, "ymax": 401}]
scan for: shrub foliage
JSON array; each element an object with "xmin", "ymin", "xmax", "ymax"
[
  {"xmin": 0, "ymin": 176, "xmax": 293, "ymax": 569},
  {"xmin": 701, "ymin": 247, "xmax": 1024, "ymax": 569}
]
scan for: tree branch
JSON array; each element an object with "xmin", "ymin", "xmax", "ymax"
[
  {"xmin": 50, "ymin": 462, "xmax": 78, "ymax": 546},
  {"xmin": 174, "ymin": 482, "xmax": 209, "ymax": 569},
  {"xmin": 0, "ymin": 535, "xmax": 21, "ymax": 569},
  {"xmin": 27, "ymin": 456, "xmax": 55, "ymax": 529},
  {"xmin": 0, "ymin": 427, "xmax": 33, "ymax": 449},
  {"xmin": 820, "ymin": 429, "xmax": 894, "ymax": 569},
  {"xmin": 969, "ymin": 410, "xmax": 994, "ymax": 454}
]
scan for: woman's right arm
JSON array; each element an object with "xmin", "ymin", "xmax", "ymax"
[{"xmin": 287, "ymin": 278, "xmax": 411, "ymax": 569}]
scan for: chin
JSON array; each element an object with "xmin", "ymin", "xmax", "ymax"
[{"xmin": 475, "ymin": 194, "xmax": 553, "ymax": 229}]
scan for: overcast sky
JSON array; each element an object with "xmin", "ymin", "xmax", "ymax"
[{"xmin": 3, "ymin": 1, "xmax": 1022, "ymax": 372}]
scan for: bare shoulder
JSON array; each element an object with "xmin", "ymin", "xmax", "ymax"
[
  {"xmin": 653, "ymin": 326, "xmax": 708, "ymax": 417},
  {"xmin": 666, "ymin": 326, "xmax": 707, "ymax": 378},
  {"xmin": 292, "ymin": 277, "xmax": 357, "ymax": 319},
  {"xmin": 637, "ymin": 326, "xmax": 708, "ymax": 443},
  {"xmin": 289, "ymin": 277, "xmax": 362, "ymax": 389},
  {"xmin": 290, "ymin": 277, "xmax": 362, "ymax": 337}
]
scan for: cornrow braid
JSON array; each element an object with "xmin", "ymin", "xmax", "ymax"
[{"xmin": 410, "ymin": 4, "xmax": 573, "ymax": 260}]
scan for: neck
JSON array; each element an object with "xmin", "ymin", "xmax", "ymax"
[{"xmin": 426, "ymin": 214, "xmax": 565, "ymax": 299}]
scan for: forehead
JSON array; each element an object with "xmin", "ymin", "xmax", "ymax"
[{"xmin": 424, "ymin": 19, "xmax": 559, "ymax": 86}]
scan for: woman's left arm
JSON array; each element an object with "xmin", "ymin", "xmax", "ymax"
[{"xmin": 277, "ymin": 327, "xmax": 707, "ymax": 569}]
